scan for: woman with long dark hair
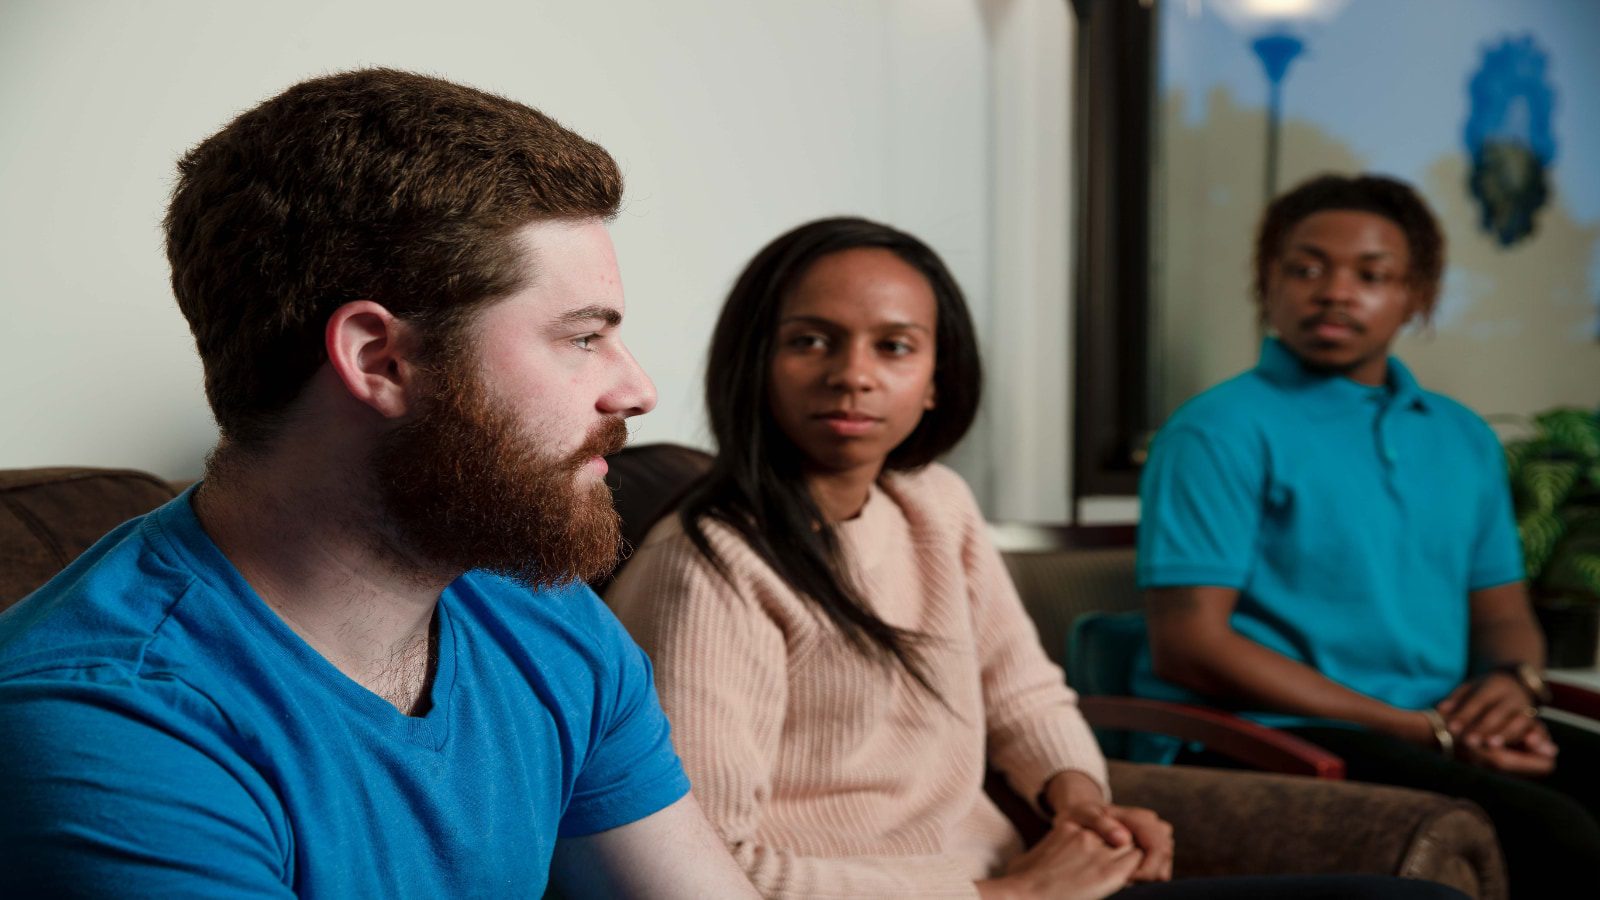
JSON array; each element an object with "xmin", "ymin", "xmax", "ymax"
[{"xmin": 605, "ymin": 217, "xmax": 1465, "ymax": 900}]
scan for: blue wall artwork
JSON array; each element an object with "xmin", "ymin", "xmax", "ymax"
[{"xmin": 1465, "ymin": 36, "xmax": 1558, "ymax": 248}]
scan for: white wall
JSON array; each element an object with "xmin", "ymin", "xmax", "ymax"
[
  {"xmin": 0, "ymin": 0, "xmax": 1075, "ymax": 519},
  {"xmin": 983, "ymin": 0, "xmax": 1074, "ymax": 522}
]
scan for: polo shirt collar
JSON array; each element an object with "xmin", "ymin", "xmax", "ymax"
[{"xmin": 1255, "ymin": 337, "xmax": 1429, "ymax": 413}]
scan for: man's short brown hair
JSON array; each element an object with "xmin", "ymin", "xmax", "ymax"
[{"xmin": 164, "ymin": 68, "xmax": 622, "ymax": 449}]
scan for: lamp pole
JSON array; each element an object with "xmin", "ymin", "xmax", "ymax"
[{"xmin": 1250, "ymin": 32, "xmax": 1305, "ymax": 201}]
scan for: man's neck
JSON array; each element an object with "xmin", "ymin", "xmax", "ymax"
[
  {"xmin": 1346, "ymin": 354, "xmax": 1391, "ymax": 388},
  {"xmin": 193, "ymin": 452, "xmax": 451, "ymax": 715}
]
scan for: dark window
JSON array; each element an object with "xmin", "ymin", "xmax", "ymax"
[{"xmin": 1071, "ymin": 0, "xmax": 1157, "ymax": 501}]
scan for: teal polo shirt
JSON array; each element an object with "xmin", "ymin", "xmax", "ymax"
[{"xmin": 1130, "ymin": 338, "xmax": 1524, "ymax": 747}]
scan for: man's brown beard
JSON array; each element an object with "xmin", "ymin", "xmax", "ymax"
[{"xmin": 369, "ymin": 360, "xmax": 628, "ymax": 589}]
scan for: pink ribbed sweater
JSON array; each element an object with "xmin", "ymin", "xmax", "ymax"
[{"xmin": 605, "ymin": 464, "xmax": 1108, "ymax": 899}]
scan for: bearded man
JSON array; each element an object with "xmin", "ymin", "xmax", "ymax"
[{"xmin": 0, "ymin": 69, "xmax": 755, "ymax": 898}]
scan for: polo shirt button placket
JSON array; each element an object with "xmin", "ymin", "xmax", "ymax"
[{"xmin": 1374, "ymin": 406, "xmax": 1406, "ymax": 511}]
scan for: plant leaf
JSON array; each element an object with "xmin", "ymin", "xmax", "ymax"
[
  {"xmin": 1533, "ymin": 408, "xmax": 1600, "ymax": 459},
  {"xmin": 1520, "ymin": 510, "xmax": 1565, "ymax": 578},
  {"xmin": 1540, "ymin": 549, "xmax": 1600, "ymax": 602},
  {"xmin": 1514, "ymin": 460, "xmax": 1581, "ymax": 515}
]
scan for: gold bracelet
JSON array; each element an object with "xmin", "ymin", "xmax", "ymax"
[{"xmin": 1422, "ymin": 709, "xmax": 1455, "ymax": 757}]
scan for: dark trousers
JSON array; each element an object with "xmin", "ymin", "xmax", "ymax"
[
  {"xmin": 1178, "ymin": 719, "xmax": 1600, "ymax": 899},
  {"xmin": 1115, "ymin": 875, "xmax": 1466, "ymax": 899}
]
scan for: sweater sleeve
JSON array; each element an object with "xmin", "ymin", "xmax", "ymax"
[
  {"xmin": 605, "ymin": 522, "xmax": 982, "ymax": 899},
  {"xmin": 938, "ymin": 470, "xmax": 1110, "ymax": 807}
]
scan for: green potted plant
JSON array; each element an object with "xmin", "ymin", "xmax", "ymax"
[{"xmin": 1506, "ymin": 406, "xmax": 1600, "ymax": 668}]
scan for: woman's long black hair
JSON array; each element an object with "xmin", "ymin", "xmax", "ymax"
[{"xmin": 677, "ymin": 216, "xmax": 983, "ymax": 696}]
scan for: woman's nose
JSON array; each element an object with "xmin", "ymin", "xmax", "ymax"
[{"xmin": 824, "ymin": 345, "xmax": 875, "ymax": 391}]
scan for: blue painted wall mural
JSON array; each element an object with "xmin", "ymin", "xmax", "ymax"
[{"xmin": 1465, "ymin": 36, "xmax": 1557, "ymax": 247}]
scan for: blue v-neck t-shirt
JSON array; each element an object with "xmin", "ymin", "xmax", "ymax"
[
  {"xmin": 0, "ymin": 488, "xmax": 689, "ymax": 897},
  {"xmin": 1132, "ymin": 339, "xmax": 1525, "ymax": 739}
]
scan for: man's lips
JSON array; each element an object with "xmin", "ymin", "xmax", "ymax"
[
  {"xmin": 1303, "ymin": 315, "xmax": 1364, "ymax": 341},
  {"xmin": 566, "ymin": 417, "xmax": 629, "ymax": 472}
]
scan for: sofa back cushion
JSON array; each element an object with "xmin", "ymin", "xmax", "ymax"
[
  {"xmin": 595, "ymin": 443, "xmax": 715, "ymax": 593},
  {"xmin": 1002, "ymin": 546, "xmax": 1140, "ymax": 669},
  {"xmin": 0, "ymin": 468, "xmax": 178, "ymax": 611}
]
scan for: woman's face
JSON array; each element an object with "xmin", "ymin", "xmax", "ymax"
[{"xmin": 767, "ymin": 247, "xmax": 938, "ymax": 480}]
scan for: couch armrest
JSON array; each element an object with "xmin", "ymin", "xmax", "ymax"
[
  {"xmin": 1108, "ymin": 761, "xmax": 1506, "ymax": 900},
  {"xmin": 1549, "ymin": 678, "xmax": 1600, "ymax": 721},
  {"xmin": 1080, "ymin": 696, "xmax": 1345, "ymax": 779}
]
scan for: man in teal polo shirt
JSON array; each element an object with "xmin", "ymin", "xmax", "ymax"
[{"xmin": 1134, "ymin": 173, "xmax": 1600, "ymax": 897}]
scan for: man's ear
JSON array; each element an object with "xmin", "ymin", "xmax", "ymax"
[
  {"xmin": 1406, "ymin": 287, "xmax": 1428, "ymax": 325},
  {"xmin": 325, "ymin": 301, "xmax": 420, "ymax": 419}
]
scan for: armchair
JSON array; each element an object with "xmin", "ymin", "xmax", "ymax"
[{"xmin": 1069, "ymin": 608, "xmax": 1600, "ymax": 772}]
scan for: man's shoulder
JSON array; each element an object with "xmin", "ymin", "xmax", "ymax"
[
  {"xmin": 0, "ymin": 514, "xmax": 249, "ymax": 804},
  {"xmin": 0, "ymin": 508, "xmax": 196, "ymax": 682},
  {"xmin": 1148, "ymin": 370, "xmax": 1282, "ymax": 464},
  {"xmin": 1417, "ymin": 386, "xmax": 1496, "ymax": 431},
  {"xmin": 1165, "ymin": 369, "xmax": 1285, "ymax": 432},
  {"xmin": 1408, "ymin": 387, "xmax": 1508, "ymax": 469}
]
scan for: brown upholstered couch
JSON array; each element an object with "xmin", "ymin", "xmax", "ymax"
[
  {"xmin": 1, "ymin": 467, "xmax": 186, "ymax": 604},
  {"xmin": 0, "ymin": 462, "xmax": 1508, "ymax": 899}
]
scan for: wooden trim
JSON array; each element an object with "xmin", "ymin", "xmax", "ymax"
[
  {"xmin": 1549, "ymin": 679, "xmax": 1600, "ymax": 722},
  {"xmin": 1080, "ymin": 696, "xmax": 1347, "ymax": 779},
  {"xmin": 990, "ymin": 522, "xmax": 1137, "ymax": 553}
]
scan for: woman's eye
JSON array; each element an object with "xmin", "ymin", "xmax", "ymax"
[
  {"xmin": 1361, "ymin": 270, "xmax": 1393, "ymax": 285},
  {"xmin": 788, "ymin": 334, "xmax": 828, "ymax": 350},
  {"xmin": 1286, "ymin": 262, "xmax": 1320, "ymax": 279},
  {"xmin": 881, "ymin": 339, "xmax": 914, "ymax": 356}
]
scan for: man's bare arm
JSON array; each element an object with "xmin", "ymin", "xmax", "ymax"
[
  {"xmin": 1145, "ymin": 586, "xmax": 1434, "ymax": 745},
  {"xmin": 1464, "ymin": 581, "xmax": 1545, "ymax": 670},
  {"xmin": 548, "ymin": 794, "xmax": 757, "ymax": 899}
]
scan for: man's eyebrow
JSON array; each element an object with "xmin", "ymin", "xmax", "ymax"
[
  {"xmin": 555, "ymin": 305, "xmax": 622, "ymax": 328},
  {"xmin": 1288, "ymin": 244, "xmax": 1398, "ymax": 263},
  {"xmin": 1287, "ymin": 244, "xmax": 1333, "ymax": 260}
]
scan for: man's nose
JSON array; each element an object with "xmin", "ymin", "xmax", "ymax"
[
  {"xmin": 603, "ymin": 344, "xmax": 657, "ymax": 417},
  {"xmin": 1317, "ymin": 267, "xmax": 1360, "ymax": 304}
]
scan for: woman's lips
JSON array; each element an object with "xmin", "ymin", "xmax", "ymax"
[{"xmin": 815, "ymin": 411, "xmax": 880, "ymax": 437}]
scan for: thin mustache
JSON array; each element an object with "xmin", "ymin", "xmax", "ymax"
[{"xmin": 1301, "ymin": 312, "xmax": 1365, "ymax": 334}]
